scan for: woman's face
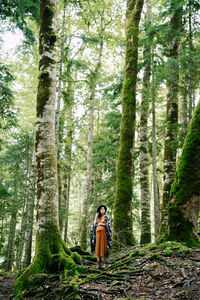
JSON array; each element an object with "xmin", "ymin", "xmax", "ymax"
[{"xmin": 100, "ymin": 207, "xmax": 105, "ymax": 215}]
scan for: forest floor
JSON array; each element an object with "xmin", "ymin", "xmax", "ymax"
[{"xmin": 2, "ymin": 241, "xmax": 200, "ymax": 299}]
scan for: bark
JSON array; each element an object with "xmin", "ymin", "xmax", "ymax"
[
  {"xmin": 16, "ymin": 145, "xmax": 32, "ymax": 270},
  {"xmin": 14, "ymin": 1, "xmax": 78, "ymax": 295},
  {"xmin": 55, "ymin": 0, "xmax": 66, "ymax": 147},
  {"xmin": 152, "ymin": 86, "xmax": 160, "ymax": 238},
  {"xmin": 62, "ymin": 69, "xmax": 75, "ymax": 243},
  {"xmin": 15, "ymin": 198, "xmax": 27, "ymax": 270},
  {"xmin": 167, "ymin": 100, "xmax": 200, "ymax": 246},
  {"xmin": 0, "ymin": 198, "xmax": 5, "ymax": 254},
  {"xmin": 56, "ymin": 1, "xmax": 67, "ymax": 234},
  {"xmin": 179, "ymin": 87, "xmax": 188, "ymax": 147},
  {"xmin": 5, "ymin": 208, "xmax": 17, "ymax": 272},
  {"xmin": 80, "ymin": 41, "xmax": 103, "ymax": 250},
  {"xmin": 113, "ymin": 0, "xmax": 144, "ymax": 249},
  {"xmin": 23, "ymin": 148, "xmax": 36, "ymax": 268},
  {"xmin": 139, "ymin": 1, "xmax": 151, "ymax": 245},
  {"xmin": 160, "ymin": 7, "xmax": 182, "ymax": 234}
]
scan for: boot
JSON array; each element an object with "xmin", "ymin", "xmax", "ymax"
[{"xmin": 96, "ymin": 261, "xmax": 101, "ymax": 269}]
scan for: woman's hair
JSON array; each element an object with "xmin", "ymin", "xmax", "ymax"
[{"xmin": 97, "ymin": 206, "xmax": 106, "ymax": 218}]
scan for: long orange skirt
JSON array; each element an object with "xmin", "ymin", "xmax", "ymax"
[{"xmin": 95, "ymin": 217, "xmax": 107, "ymax": 257}]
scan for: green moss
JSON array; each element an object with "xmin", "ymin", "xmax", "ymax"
[
  {"xmin": 149, "ymin": 263, "xmax": 158, "ymax": 268},
  {"xmin": 113, "ymin": 0, "xmax": 143, "ymax": 250},
  {"xmin": 162, "ymin": 249, "xmax": 173, "ymax": 256},
  {"xmin": 130, "ymin": 249, "xmax": 146, "ymax": 257},
  {"xmin": 71, "ymin": 252, "xmax": 82, "ymax": 265},
  {"xmin": 70, "ymin": 245, "xmax": 90, "ymax": 256},
  {"xmin": 150, "ymin": 253, "xmax": 165, "ymax": 261},
  {"xmin": 14, "ymin": 223, "xmax": 75, "ymax": 297},
  {"xmin": 166, "ymin": 102, "xmax": 200, "ymax": 245}
]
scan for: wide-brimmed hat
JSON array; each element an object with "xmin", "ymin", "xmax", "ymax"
[{"xmin": 97, "ymin": 205, "xmax": 107, "ymax": 212}]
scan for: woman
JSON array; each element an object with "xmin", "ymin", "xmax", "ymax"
[{"xmin": 90, "ymin": 205, "xmax": 112, "ymax": 269}]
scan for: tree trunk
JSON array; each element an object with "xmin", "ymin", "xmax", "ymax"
[
  {"xmin": 15, "ymin": 198, "xmax": 27, "ymax": 270},
  {"xmin": 151, "ymin": 51, "xmax": 160, "ymax": 239},
  {"xmin": 160, "ymin": 7, "xmax": 182, "ymax": 234},
  {"xmin": 62, "ymin": 69, "xmax": 75, "ymax": 243},
  {"xmin": 80, "ymin": 41, "xmax": 103, "ymax": 250},
  {"xmin": 167, "ymin": 100, "xmax": 200, "ymax": 246},
  {"xmin": 55, "ymin": 0, "xmax": 66, "ymax": 147},
  {"xmin": 5, "ymin": 208, "xmax": 17, "ymax": 272},
  {"xmin": 14, "ymin": 1, "xmax": 77, "ymax": 295},
  {"xmin": 113, "ymin": 0, "xmax": 144, "ymax": 249},
  {"xmin": 23, "ymin": 147, "xmax": 36, "ymax": 268},
  {"xmin": 139, "ymin": 1, "xmax": 151, "ymax": 245}
]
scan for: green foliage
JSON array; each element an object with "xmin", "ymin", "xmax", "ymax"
[{"xmin": 1, "ymin": 0, "xmax": 39, "ymax": 44}]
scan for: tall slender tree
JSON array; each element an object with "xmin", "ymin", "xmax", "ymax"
[
  {"xmin": 14, "ymin": 1, "xmax": 77, "ymax": 295},
  {"xmin": 139, "ymin": 1, "xmax": 152, "ymax": 245},
  {"xmin": 113, "ymin": 0, "xmax": 144, "ymax": 249},
  {"xmin": 160, "ymin": 3, "xmax": 182, "ymax": 234}
]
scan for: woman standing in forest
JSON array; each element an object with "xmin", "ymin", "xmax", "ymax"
[{"xmin": 90, "ymin": 205, "xmax": 112, "ymax": 268}]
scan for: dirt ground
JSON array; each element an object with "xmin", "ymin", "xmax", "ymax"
[{"xmin": 3, "ymin": 243, "xmax": 200, "ymax": 299}]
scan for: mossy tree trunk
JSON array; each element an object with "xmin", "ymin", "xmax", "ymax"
[
  {"xmin": 160, "ymin": 6, "xmax": 182, "ymax": 234},
  {"xmin": 14, "ymin": 1, "xmax": 78, "ymax": 295},
  {"xmin": 167, "ymin": 100, "xmax": 200, "ymax": 246},
  {"xmin": 113, "ymin": 0, "xmax": 144, "ymax": 249},
  {"xmin": 139, "ymin": 1, "xmax": 151, "ymax": 245},
  {"xmin": 80, "ymin": 41, "xmax": 103, "ymax": 250}
]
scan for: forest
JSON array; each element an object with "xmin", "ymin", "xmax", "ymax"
[{"xmin": 0, "ymin": 0, "xmax": 200, "ymax": 299}]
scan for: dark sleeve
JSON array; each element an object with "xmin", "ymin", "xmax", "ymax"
[{"xmin": 105, "ymin": 216, "xmax": 112, "ymax": 242}]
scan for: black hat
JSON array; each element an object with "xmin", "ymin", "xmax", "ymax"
[{"xmin": 97, "ymin": 205, "xmax": 107, "ymax": 213}]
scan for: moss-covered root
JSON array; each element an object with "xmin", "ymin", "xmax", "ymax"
[{"xmin": 14, "ymin": 223, "xmax": 82, "ymax": 297}]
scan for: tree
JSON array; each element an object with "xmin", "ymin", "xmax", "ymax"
[
  {"xmin": 160, "ymin": 1, "xmax": 182, "ymax": 234},
  {"xmin": 113, "ymin": 0, "xmax": 144, "ymax": 249},
  {"xmin": 139, "ymin": 1, "xmax": 152, "ymax": 245},
  {"xmin": 14, "ymin": 0, "xmax": 79, "ymax": 295},
  {"xmin": 167, "ymin": 100, "xmax": 200, "ymax": 246}
]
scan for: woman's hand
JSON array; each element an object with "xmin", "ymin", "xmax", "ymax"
[{"xmin": 95, "ymin": 213, "xmax": 99, "ymax": 218}]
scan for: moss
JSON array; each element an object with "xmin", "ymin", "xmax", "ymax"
[
  {"xmin": 37, "ymin": 72, "xmax": 52, "ymax": 116},
  {"xmin": 113, "ymin": 0, "xmax": 144, "ymax": 250},
  {"xmin": 70, "ymin": 245, "xmax": 90, "ymax": 256},
  {"xmin": 149, "ymin": 263, "xmax": 158, "ymax": 268},
  {"xmin": 130, "ymin": 249, "xmax": 146, "ymax": 257},
  {"xmin": 162, "ymin": 249, "xmax": 173, "ymax": 256},
  {"xmin": 150, "ymin": 253, "xmax": 165, "ymax": 261},
  {"xmin": 166, "ymin": 102, "xmax": 200, "ymax": 245},
  {"xmin": 71, "ymin": 252, "xmax": 82, "ymax": 265},
  {"xmin": 14, "ymin": 223, "xmax": 75, "ymax": 297},
  {"xmin": 82, "ymin": 255, "xmax": 97, "ymax": 262}
]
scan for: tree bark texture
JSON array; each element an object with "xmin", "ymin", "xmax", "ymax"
[
  {"xmin": 62, "ymin": 68, "xmax": 75, "ymax": 243},
  {"xmin": 151, "ymin": 53, "xmax": 160, "ymax": 239},
  {"xmin": 167, "ymin": 100, "xmax": 200, "ymax": 246},
  {"xmin": 160, "ymin": 7, "xmax": 182, "ymax": 234},
  {"xmin": 23, "ymin": 147, "xmax": 36, "ymax": 268},
  {"xmin": 55, "ymin": 0, "xmax": 66, "ymax": 148},
  {"xmin": 6, "ymin": 208, "xmax": 17, "ymax": 271},
  {"xmin": 113, "ymin": 0, "xmax": 144, "ymax": 249},
  {"xmin": 139, "ymin": 1, "xmax": 151, "ymax": 245}
]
